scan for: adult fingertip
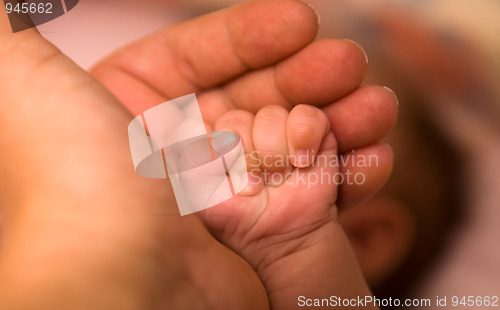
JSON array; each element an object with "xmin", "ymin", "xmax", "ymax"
[
  {"xmin": 342, "ymin": 39, "xmax": 369, "ymax": 65},
  {"xmin": 376, "ymin": 86, "xmax": 400, "ymax": 133},
  {"xmin": 276, "ymin": 39, "xmax": 368, "ymax": 105},
  {"xmin": 383, "ymin": 86, "xmax": 399, "ymax": 106},
  {"xmin": 339, "ymin": 39, "xmax": 369, "ymax": 81},
  {"xmin": 300, "ymin": 1, "xmax": 321, "ymax": 26},
  {"xmin": 324, "ymin": 85, "xmax": 400, "ymax": 153}
]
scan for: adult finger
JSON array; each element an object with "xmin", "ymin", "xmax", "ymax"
[
  {"xmin": 91, "ymin": 0, "xmax": 319, "ymax": 115},
  {"xmin": 337, "ymin": 143, "xmax": 394, "ymax": 210},
  {"xmin": 219, "ymin": 39, "xmax": 368, "ymax": 113},
  {"xmin": 324, "ymin": 85, "xmax": 399, "ymax": 153}
]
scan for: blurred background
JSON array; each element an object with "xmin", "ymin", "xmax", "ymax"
[{"xmin": 37, "ymin": 0, "xmax": 500, "ymax": 308}]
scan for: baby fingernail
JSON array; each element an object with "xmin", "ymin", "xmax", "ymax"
[{"xmin": 294, "ymin": 149, "xmax": 310, "ymax": 168}]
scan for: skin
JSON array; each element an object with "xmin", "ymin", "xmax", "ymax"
[
  {"xmin": 91, "ymin": 0, "xmax": 398, "ymax": 210},
  {"xmin": 0, "ymin": 0, "xmax": 397, "ymax": 309},
  {"xmin": 201, "ymin": 104, "xmax": 383, "ymax": 309}
]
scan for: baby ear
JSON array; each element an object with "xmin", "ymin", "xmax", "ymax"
[{"xmin": 338, "ymin": 197, "xmax": 416, "ymax": 287}]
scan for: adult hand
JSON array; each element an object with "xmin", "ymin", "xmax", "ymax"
[{"xmin": 0, "ymin": 5, "xmax": 268, "ymax": 310}]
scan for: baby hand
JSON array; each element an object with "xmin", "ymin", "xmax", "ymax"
[{"xmin": 199, "ymin": 104, "xmax": 376, "ymax": 310}]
